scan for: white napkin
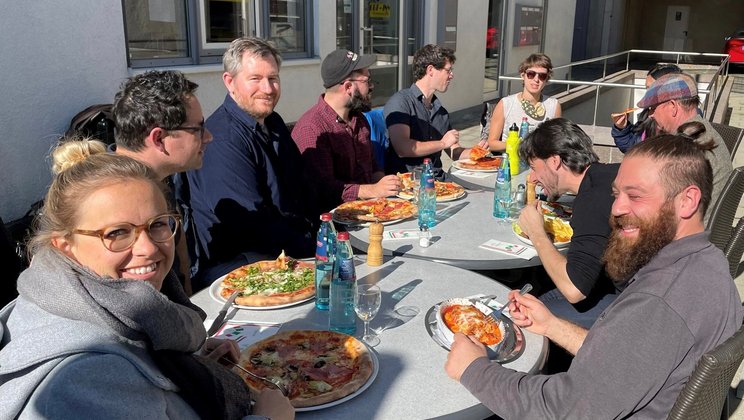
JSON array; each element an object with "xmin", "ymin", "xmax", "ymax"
[
  {"xmin": 382, "ymin": 229, "xmax": 420, "ymax": 240},
  {"xmin": 479, "ymin": 239, "xmax": 538, "ymax": 260},
  {"xmin": 451, "ymin": 169, "xmax": 491, "ymax": 178}
]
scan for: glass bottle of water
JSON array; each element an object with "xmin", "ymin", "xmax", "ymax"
[
  {"xmin": 418, "ymin": 158, "xmax": 437, "ymax": 229},
  {"xmin": 493, "ymin": 153, "xmax": 512, "ymax": 219},
  {"xmin": 314, "ymin": 213, "xmax": 336, "ymax": 310},
  {"xmin": 330, "ymin": 232, "xmax": 357, "ymax": 334}
]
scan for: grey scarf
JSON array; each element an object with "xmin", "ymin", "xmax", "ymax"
[{"xmin": 17, "ymin": 248, "xmax": 252, "ymax": 419}]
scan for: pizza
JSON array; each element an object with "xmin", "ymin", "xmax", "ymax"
[
  {"xmin": 235, "ymin": 330, "xmax": 375, "ymax": 407},
  {"xmin": 333, "ymin": 198, "xmax": 416, "ymax": 224},
  {"xmin": 396, "ymin": 172, "xmax": 465, "ymax": 201},
  {"xmin": 441, "ymin": 304, "xmax": 503, "ymax": 346},
  {"xmin": 220, "ymin": 252, "xmax": 315, "ymax": 307},
  {"xmin": 453, "ymin": 156, "xmax": 502, "ymax": 170},
  {"xmin": 469, "ymin": 145, "xmax": 491, "ymax": 161}
]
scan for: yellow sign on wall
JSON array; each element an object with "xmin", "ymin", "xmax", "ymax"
[{"xmin": 369, "ymin": 2, "xmax": 391, "ymax": 19}]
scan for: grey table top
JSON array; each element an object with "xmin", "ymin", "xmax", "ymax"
[
  {"xmin": 346, "ymin": 188, "xmax": 546, "ymax": 270},
  {"xmin": 191, "ymin": 256, "xmax": 548, "ymax": 420}
]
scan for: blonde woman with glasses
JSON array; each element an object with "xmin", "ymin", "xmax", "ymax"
[
  {"xmin": 486, "ymin": 53, "xmax": 562, "ymax": 152},
  {"xmin": 0, "ymin": 139, "xmax": 293, "ymax": 419}
]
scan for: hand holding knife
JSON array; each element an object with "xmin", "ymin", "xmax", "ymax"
[{"xmin": 207, "ymin": 291, "xmax": 240, "ymax": 336}]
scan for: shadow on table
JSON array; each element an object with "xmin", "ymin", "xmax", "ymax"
[{"xmin": 436, "ymin": 201, "xmax": 469, "ymax": 223}]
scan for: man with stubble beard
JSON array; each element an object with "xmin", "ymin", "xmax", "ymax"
[
  {"xmin": 180, "ymin": 37, "xmax": 316, "ymax": 291},
  {"xmin": 292, "ymin": 49, "xmax": 402, "ymax": 212},
  {"xmin": 444, "ymin": 134, "xmax": 742, "ymax": 418}
]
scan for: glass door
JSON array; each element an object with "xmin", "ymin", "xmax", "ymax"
[{"xmin": 337, "ymin": 1, "xmax": 422, "ymax": 107}]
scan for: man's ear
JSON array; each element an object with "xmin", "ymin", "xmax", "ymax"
[
  {"xmin": 223, "ymin": 71, "xmax": 234, "ymax": 93},
  {"xmin": 549, "ymin": 155, "xmax": 562, "ymax": 171},
  {"xmin": 677, "ymin": 185, "xmax": 702, "ymax": 219},
  {"xmin": 146, "ymin": 127, "xmax": 167, "ymax": 153}
]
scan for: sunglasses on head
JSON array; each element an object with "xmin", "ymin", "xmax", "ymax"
[{"xmin": 525, "ymin": 70, "xmax": 549, "ymax": 82}]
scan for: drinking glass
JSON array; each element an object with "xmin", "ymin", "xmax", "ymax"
[{"xmin": 355, "ymin": 284, "xmax": 382, "ymax": 346}]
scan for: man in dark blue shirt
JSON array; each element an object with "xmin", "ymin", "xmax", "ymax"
[
  {"xmin": 384, "ymin": 44, "xmax": 485, "ymax": 178},
  {"xmin": 178, "ymin": 37, "xmax": 316, "ymax": 291}
]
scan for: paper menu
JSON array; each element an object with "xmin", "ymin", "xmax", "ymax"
[
  {"xmin": 212, "ymin": 322, "xmax": 281, "ymax": 351},
  {"xmin": 382, "ymin": 229, "xmax": 420, "ymax": 240}
]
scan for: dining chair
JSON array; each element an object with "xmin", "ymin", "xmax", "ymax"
[
  {"xmin": 667, "ymin": 325, "xmax": 744, "ymax": 420},
  {"xmin": 707, "ymin": 167, "xmax": 744, "ymax": 252},
  {"xmin": 710, "ymin": 122, "xmax": 744, "ymax": 158},
  {"xmin": 724, "ymin": 217, "xmax": 744, "ymax": 278}
]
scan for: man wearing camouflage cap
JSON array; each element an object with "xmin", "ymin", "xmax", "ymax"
[{"xmin": 638, "ymin": 72, "xmax": 731, "ymax": 214}]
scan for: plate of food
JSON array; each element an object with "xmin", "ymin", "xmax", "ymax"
[
  {"xmin": 332, "ymin": 198, "xmax": 417, "ymax": 225},
  {"xmin": 451, "ymin": 147, "xmax": 502, "ymax": 172},
  {"xmin": 540, "ymin": 201, "xmax": 572, "ymax": 219},
  {"xmin": 512, "ymin": 217, "xmax": 573, "ymax": 248},
  {"xmin": 233, "ymin": 329, "xmax": 379, "ymax": 411},
  {"xmin": 209, "ymin": 252, "xmax": 316, "ymax": 310},
  {"xmin": 425, "ymin": 298, "xmax": 524, "ymax": 363},
  {"xmin": 396, "ymin": 172, "xmax": 466, "ymax": 202}
]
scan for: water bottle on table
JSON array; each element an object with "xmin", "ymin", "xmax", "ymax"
[
  {"xmin": 493, "ymin": 153, "xmax": 512, "ymax": 219},
  {"xmin": 506, "ymin": 123, "xmax": 520, "ymax": 176},
  {"xmin": 330, "ymin": 232, "xmax": 357, "ymax": 334},
  {"xmin": 418, "ymin": 158, "xmax": 437, "ymax": 229},
  {"xmin": 314, "ymin": 213, "xmax": 336, "ymax": 310},
  {"xmin": 518, "ymin": 117, "xmax": 530, "ymax": 172}
]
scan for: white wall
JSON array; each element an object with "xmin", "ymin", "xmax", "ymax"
[{"xmin": 0, "ymin": 0, "xmax": 129, "ymax": 221}]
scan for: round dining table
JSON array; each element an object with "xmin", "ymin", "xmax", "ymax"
[
  {"xmin": 191, "ymin": 256, "xmax": 548, "ymax": 420},
  {"xmin": 344, "ymin": 186, "xmax": 548, "ymax": 271}
]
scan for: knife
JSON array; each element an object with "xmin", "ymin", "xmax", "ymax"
[{"xmin": 207, "ymin": 291, "xmax": 240, "ymax": 336}]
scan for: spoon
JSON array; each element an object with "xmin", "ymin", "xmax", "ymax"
[
  {"xmin": 489, "ymin": 283, "xmax": 533, "ymax": 323},
  {"xmin": 222, "ymin": 358, "xmax": 289, "ymax": 396}
]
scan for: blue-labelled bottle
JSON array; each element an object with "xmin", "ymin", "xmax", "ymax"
[
  {"xmin": 493, "ymin": 153, "xmax": 512, "ymax": 219},
  {"xmin": 330, "ymin": 231, "xmax": 357, "ymax": 334},
  {"xmin": 418, "ymin": 158, "xmax": 437, "ymax": 229},
  {"xmin": 314, "ymin": 213, "xmax": 337, "ymax": 310}
]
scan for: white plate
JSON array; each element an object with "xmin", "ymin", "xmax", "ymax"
[
  {"xmin": 512, "ymin": 220, "xmax": 571, "ymax": 249},
  {"xmin": 295, "ymin": 343, "xmax": 380, "ymax": 412},
  {"xmin": 397, "ymin": 189, "xmax": 466, "ymax": 202},
  {"xmin": 452, "ymin": 159, "xmax": 501, "ymax": 173},
  {"xmin": 208, "ymin": 275, "xmax": 315, "ymax": 310}
]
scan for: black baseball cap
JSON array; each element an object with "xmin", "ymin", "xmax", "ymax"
[{"xmin": 321, "ymin": 49, "xmax": 376, "ymax": 88}]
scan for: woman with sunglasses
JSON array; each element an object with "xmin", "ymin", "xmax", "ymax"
[
  {"xmin": 486, "ymin": 53, "xmax": 561, "ymax": 152},
  {"xmin": 0, "ymin": 139, "xmax": 293, "ymax": 419}
]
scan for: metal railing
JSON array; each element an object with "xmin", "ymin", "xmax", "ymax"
[{"xmin": 499, "ymin": 49, "xmax": 731, "ymax": 126}]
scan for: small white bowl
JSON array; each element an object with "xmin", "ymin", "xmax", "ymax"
[{"xmin": 435, "ymin": 298, "xmax": 506, "ymax": 348}]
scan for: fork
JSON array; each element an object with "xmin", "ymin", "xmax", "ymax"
[
  {"xmin": 222, "ymin": 358, "xmax": 289, "ymax": 396},
  {"xmin": 489, "ymin": 283, "xmax": 533, "ymax": 323}
]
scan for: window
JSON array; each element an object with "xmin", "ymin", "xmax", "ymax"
[{"xmin": 123, "ymin": 0, "xmax": 313, "ymax": 68}]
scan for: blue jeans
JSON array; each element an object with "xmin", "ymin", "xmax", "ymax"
[{"xmin": 540, "ymin": 288, "xmax": 618, "ymax": 329}]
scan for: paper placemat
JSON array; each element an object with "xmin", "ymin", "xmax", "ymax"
[
  {"xmin": 205, "ymin": 321, "xmax": 281, "ymax": 351},
  {"xmin": 479, "ymin": 239, "xmax": 538, "ymax": 260},
  {"xmin": 383, "ymin": 229, "xmax": 421, "ymax": 240},
  {"xmin": 451, "ymin": 169, "xmax": 491, "ymax": 178}
]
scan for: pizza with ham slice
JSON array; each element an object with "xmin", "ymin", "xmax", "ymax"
[
  {"xmin": 235, "ymin": 330, "xmax": 375, "ymax": 407},
  {"xmin": 333, "ymin": 198, "xmax": 416, "ymax": 223},
  {"xmin": 442, "ymin": 304, "xmax": 503, "ymax": 346}
]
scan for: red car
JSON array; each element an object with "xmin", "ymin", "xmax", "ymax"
[{"xmin": 724, "ymin": 29, "xmax": 744, "ymax": 65}]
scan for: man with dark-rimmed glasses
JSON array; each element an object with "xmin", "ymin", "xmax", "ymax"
[
  {"xmin": 292, "ymin": 49, "xmax": 402, "ymax": 213},
  {"xmin": 112, "ymin": 70, "xmax": 214, "ymax": 294}
]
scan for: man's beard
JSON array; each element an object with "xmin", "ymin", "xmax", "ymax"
[
  {"xmin": 603, "ymin": 201, "xmax": 677, "ymax": 285},
  {"xmin": 349, "ymin": 90, "xmax": 372, "ymax": 113}
]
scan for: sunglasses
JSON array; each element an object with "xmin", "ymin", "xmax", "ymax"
[{"xmin": 525, "ymin": 70, "xmax": 549, "ymax": 82}]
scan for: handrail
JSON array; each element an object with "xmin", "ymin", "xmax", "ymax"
[{"xmin": 498, "ymin": 49, "xmax": 731, "ymax": 126}]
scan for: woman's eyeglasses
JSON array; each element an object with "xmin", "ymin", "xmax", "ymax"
[
  {"xmin": 525, "ymin": 70, "xmax": 549, "ymax": 82},
  {"xmin": 72, "ymin": 213, "xmax": 181, "ymax": 252}
]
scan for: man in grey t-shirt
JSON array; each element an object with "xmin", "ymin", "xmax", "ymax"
[{"xmin": 445, "ymin": 134, "xmax": 743, "ymax": 418}]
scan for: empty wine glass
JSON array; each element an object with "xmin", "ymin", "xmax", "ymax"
[{"xmin": 355, "ymin": 284, "xmax": 382, "ymax": 346}]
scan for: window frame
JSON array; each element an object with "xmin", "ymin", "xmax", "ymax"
[{"xmin": 124, "ymin": 0, "xmax": 313, "ymax": 69}]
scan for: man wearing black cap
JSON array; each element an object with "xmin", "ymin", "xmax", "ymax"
[
  {"xmin": 384, "ymin": 45, "xmax": 486, "ymax": 179},
  {"xmin": 292, "ymin": 49, "xmax": 402, "ymax": 212}
]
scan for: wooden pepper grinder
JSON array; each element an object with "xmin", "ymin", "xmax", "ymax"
[
  {"xmin": 366, "ymin": 222, "xmax": 384, "ymax": 266},
  {"xmin": 526, "ymin": 180, "xmax": 537, "ymax": 205}
]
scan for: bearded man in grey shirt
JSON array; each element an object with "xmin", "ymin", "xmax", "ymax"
[{"xmin": 445, "ymin": 133, "xmax": 743, "ymax": 419}]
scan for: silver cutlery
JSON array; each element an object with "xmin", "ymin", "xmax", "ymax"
[
  {"xmin": 222, "ymin": 358, "xmax": 289, "ymax": 396},
  {"xmin": 207, "ymin": 291, "xmax": 239, "ymax": 336},
  {"xmin": 489, "ymin": 283, "xmax": 532, "ymax": 323}
]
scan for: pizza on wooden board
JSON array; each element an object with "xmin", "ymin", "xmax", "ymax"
[
  {"xmin": 333, "ymin": 198, "xmax": 416, "ymax": 223},
  {"xmin": 396, "ymin": 172, "xmax": 465, "ymax": 201},
  {"xmin": 220, "ymin": 252, "xmax": 315, "ymax": 307},
  {"xmin": 235, "ymin": 330, "xmax": 375, "ymax": 408}
]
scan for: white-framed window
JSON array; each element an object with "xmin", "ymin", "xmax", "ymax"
[{"xmin": 123, "ymin": 0, "xmax": 313, "ymax": 68}]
